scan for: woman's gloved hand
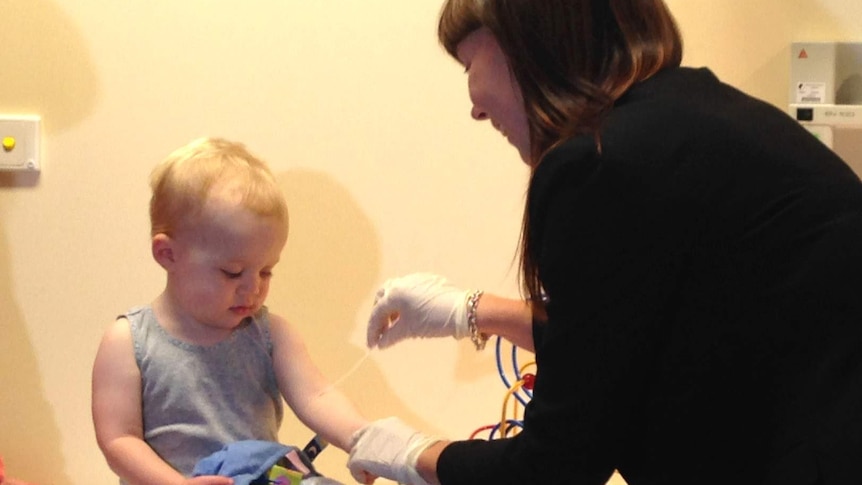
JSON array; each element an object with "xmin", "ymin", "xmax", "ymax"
[
  {"xmin": 367, "ymin": 273, "xmax": 472, "ymax": 349},
  {"xmin": 347, "ymin": 417, "xmax": 437, "ymax": 485}
]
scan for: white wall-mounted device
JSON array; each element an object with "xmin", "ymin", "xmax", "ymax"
[
  {"xmin": 789, "ymin": 42, "xmax": 862, "ymax": 175},
  {"xmin": 0, "ymin": 115, "xmax": 41, "ymax": 172}
]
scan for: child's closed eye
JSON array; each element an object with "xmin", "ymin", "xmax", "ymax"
[{"xmin": 221, "ymin": 269, "xmax": 243, "ymax": 279}]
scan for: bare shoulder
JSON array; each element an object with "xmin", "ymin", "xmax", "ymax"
[
  {"xmin": 267, "ymin": 312, "xmax": 306, "ymax": 351},
  {"xmin": 92, "ymin": 317, "xmax": 137, "ymax": 378},
  {"xmin": 97, "ymin": 317, "xmax": 134, "ymax": 351}
]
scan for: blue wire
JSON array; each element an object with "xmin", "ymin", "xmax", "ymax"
[
  {"xmin": 495, "ymin": 336, "xmax": 511, "ymax": 388},
  {"xmin": 488, "ymin": 419, "xmax": 525, "ymax": 439}
]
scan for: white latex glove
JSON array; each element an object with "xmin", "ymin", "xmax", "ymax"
[
  {"xmin": 347, "ymin": 417, "xmax": 438, "ymax": 485},
  {"xmin": 367, "ymin": 273, "xmax": 471, "ymax": 349}
]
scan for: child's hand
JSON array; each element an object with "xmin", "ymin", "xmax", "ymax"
[{"xmin": 183, "ymin": 476, "xmax": 234, "ymax": 485}]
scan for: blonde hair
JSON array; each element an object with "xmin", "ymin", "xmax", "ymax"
[{"xmin": 149, "ymin": 137, "xmax": 288, "ymax": 237}]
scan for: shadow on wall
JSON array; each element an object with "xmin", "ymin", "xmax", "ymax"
[
  {"xmin": 0, "ymin": 0, "xmax": 99, "ymax": 188},
  {"xmin": 0, "ymin": 228, "xmax": 71, "ymax": 485},
  {"xmin": 272, "ymin": 168, "xmax": 382, "ymax": 369},
  {"xmin": 269, "ymin": 169, "xmax": 433, "ymax": 482},
  {"xmin": 0, "ymin": 1, "xmax": 95, "ymax": 483}
]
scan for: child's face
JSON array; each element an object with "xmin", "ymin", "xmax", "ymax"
[{"xmin": 166, "ymin": 196, "xmax": 288, "ymax": 334}]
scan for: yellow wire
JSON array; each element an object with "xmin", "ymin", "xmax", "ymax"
[
  {"xmin": 500, "ymin": 380, "xmax": 523, "ymax": 437},
  {"xmin": 497, "ymin": 360, "xmax": 537, "ymax": 439}
]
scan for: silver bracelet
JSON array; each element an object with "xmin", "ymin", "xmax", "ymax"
[{"xmin": 466, "ymin": 290, "xmax": 488, "ymax": 351}]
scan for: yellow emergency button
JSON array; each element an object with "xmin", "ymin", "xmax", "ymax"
[{"xmin": 2, "ymin": 137, "xmax": 15, "ymax": 151}]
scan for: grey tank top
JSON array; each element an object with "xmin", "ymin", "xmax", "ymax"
[{"xmin": 126, "ymin": 305, "xmax": 284, "ymax": 477}]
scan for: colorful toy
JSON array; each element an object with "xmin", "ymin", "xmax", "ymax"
[
  {"xmin": 469, "ymin": 336, "xmax": 536, "ymax": 440},
  {"xmin": 266, "ymin": 460, "xmax": 304, "ymax": 485}
]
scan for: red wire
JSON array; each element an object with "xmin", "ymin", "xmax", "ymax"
[{"xmin": 469, "ymin": 424, "xmax": 497, "ymax": 440}]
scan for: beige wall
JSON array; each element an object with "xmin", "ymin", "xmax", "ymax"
[{"xmin": 1, "ymin": 1, "xmax": 860, "ymax": 484}]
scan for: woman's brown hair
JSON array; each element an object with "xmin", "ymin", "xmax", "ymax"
[{"xmin": 439, "ymin": 0, "xmax": 683, "ymax": 315}]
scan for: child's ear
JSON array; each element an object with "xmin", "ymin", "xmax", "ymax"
[{"xmin": 152, "ymin": 233, "xmax": 175, "ymax": 269}]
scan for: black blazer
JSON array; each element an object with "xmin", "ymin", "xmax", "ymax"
[{"xmin": 438, "ymin": 67, "xmax": 862, "ymax": 485}]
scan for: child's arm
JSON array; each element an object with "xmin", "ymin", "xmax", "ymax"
[
  {"xmin": 269, "ymin": 314, "xmax": 368, "ymax": 452},
  {"xmin": 91, "ymin": 318, "xmax": 233, "ymax": 485}
]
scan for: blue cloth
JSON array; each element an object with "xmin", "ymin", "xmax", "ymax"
[{"xmin": 192, "ymin": 440, "xmax": 295, "ymax": 485}]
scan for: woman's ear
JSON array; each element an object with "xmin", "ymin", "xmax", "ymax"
[{"xmin": 152, "ymin": 233, "xmax": 175, "ymax": 270}]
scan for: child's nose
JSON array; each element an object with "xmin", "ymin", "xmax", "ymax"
[{"xmin": 239, "ymin": 275, "xmax": 262, "ymax": 295}]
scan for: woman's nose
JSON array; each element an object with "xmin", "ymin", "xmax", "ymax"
[{"xmin": 471, "ymin": 105, "xmax": 488, "ymax": 121}]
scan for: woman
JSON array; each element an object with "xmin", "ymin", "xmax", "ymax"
[{"xmin": 348, "ymin": 1, "xmax": 862, "ymax": 484}]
